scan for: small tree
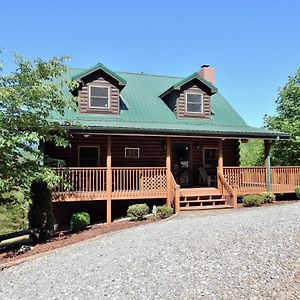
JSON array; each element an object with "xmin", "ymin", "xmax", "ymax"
[
  {"xmin": 240, "ymin": 140, "xmax": 265, "ymax": 166},
  {"xmin": 28, "ymin": 180, "xmax": 54, "ymax": 241},
  {"xmin": 0, "ymin": 51, "xmax": 79, "ymax": 203},
  {"xmin": 264, "ymin": 67, "xmax": 300, "ymax": 165}
]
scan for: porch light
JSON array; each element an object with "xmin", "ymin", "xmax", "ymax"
[
  {"xmin": 195, "ymin": 142, "xmax": 200, "ymax": 150},
  {"xmin": 83, "ymin": 134, "xmax": 91, "ymax": 138}
]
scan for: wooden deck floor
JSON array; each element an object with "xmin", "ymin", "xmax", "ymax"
[{"xmin": 52, "ymin": 190, "xmax": 167, "ymax": 202}]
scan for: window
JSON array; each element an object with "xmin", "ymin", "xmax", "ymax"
[
  {"xmin": 186, "ymin": 93, "xmax": 203, "ymax": 113},
  {"xmin": 79, "ymin": 146, "xmax": 99, "ymax": 167},
  {"xmin": 203, "ymin": 148, "xmax": 218, "ymax": 168},
  {"xmin": 89, "ymin": 86, "xmax": 110, "ymax": 108},
  {"xmin": 125, "ymin": 148, "xmax": 140, "ymax": 159}
]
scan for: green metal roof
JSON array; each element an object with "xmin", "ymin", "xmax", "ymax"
[
  {"xmin": 72, "ymin": 63, "xmax": 127, "ymax": 85},
  {"xmin": 160, "ymin": 72, "xmax": 217, "ymax": 98},
  {"xmin": 52, "ymin": 67, "xmax": 288, "ymax": 139}
]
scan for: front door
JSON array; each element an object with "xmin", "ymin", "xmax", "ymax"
[
  {"xmin": 172, "ymin": 144, "xmax": 191, "ymax": 186},
  {"xmin": 203, "ymin": 148, "xmax": 218, "ymax": 187}
]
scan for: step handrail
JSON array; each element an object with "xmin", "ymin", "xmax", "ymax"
[
  {"xmin": 170, "ymin": 172, "xmax": 180, "ymax": 213},
  {"xmin": 218, "ymin": 171, "xmax": 234, "ymax": 197},
  {"xmin": 217, "ymin": 171, "xmax": 237, "ymax": 208}
]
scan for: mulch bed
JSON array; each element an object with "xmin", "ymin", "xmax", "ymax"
[{"xmin": 0, "ymin": 218, "xmax": 154, "ymax": 266}]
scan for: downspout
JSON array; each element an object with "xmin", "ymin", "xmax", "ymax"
[
  {"xmin": 267, "ymin": 155, "xmax": 271, "ymax": 192},
  {"xmin": 264, "ymin": 140, "xmax": 272, "ymax": 192}
]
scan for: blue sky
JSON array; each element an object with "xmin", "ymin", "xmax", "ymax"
[{"xmin": 1, "ymin": 0, "xmax": 299, "ymax": 127}]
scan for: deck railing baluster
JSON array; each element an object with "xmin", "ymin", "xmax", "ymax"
[{"xmin": 223, "ymin": 166, "xmax": 300, "ymax": 195}]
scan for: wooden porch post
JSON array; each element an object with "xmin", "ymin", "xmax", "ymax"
[
  {"xmin": 217, "ymin": 139, "xmax": 224, "ymax": 190},
  {"xmin": 264, "ymin": 140, "xmax": 271, "ymax": 192},
  {"xmin": 106, "ymin": 136, "xmax": 112, "ymax": 224},
  {"xmin": 175, "ymin": 187, "xmax": 180, "ymax": 214},
  {"xmin": 166, "ymin": 137, "xmax": 171, "ymax": 207}
]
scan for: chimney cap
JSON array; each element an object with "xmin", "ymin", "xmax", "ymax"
[{"xmin": 201, "ymin": 64, "xmax": 210, "ymax": 68}]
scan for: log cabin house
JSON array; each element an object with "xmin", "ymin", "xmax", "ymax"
[{"xmin": 45, "ymin": 63, "xmax": 295, "ymax": 224}]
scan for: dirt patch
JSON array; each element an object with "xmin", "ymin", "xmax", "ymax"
[{"xmin": 0, "ymin": 218, "xmax": 155, "ymax": 266}]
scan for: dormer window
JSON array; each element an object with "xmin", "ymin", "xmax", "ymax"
[
  {"xmin": 186, "ymin": 92, "xmax": 203, "ymax": 114},
  {"xmin": 89, "ymin": 86, "xmax": 110, "ymax": 109}
]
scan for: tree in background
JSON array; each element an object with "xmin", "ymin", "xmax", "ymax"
[
  {"xmin": 265, "ymin": 67, "xmax": 300, "ymax": 165},
  {"xmin": 239, "ymin": 140, "xmax": 265, "ymax": 166},
  {"xmin": 0, "ymin": 52, "xmax": 78, "ymax": 232}
]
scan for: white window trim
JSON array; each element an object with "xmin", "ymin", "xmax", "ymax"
[
  {"xmin": 88, "ymin": 85, "xmax": 111, "ymax": 109},
  {"xmin": 185, "ymin": 92, "xmax": 203, "ymax": 114},
  {"xmin": 124, "ymin": 147, "xmax": 140, "ymax": 159}
]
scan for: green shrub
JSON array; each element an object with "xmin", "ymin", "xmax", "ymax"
[
  {"xmin": 260, "ymin": 192, "xmax": 276, "ymax": 203},
  {"xmin": 157, "ymin": 205, "xmax": 173, "ymax": 219},
  {"xmin": 127, "ymin": 204, "xmax": 149, "ymax": 221},
  {"xmin": 243, "ymin": 194, "xmax": 265, "ymax": 207},
  {"xmin": 295, "ymin": 186, "xmax": 300, "ymax": 199},
  {"xmin": 70, "ymin": 212, "xmax": 90, "ymax": 232}
]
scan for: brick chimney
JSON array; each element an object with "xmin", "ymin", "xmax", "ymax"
[{"xmin": 198, "ymin": 65, "xmax": 215, "ymax": 85}]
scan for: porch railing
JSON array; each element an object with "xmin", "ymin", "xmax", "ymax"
[
  {"xmin": 223, "ymin": 166, "xmax": 300, "ymax": 194},
  {"xmin": 111, "ymin": 167, "xmax": 167, "ymax": 198},
  {"xmin": 52, "ymin": 167, "xmax": 168, "ymax": 200},
  {"xmin": 223, "ymin": 167, "xmax": 267, "ymax": 194},
  {"xmin": 271, "ymin": 166, "xmax": 300, "ymax": 193},
  {"xmin": 52, "ymin": 167, "xmax": 107, "ymax": 194}
]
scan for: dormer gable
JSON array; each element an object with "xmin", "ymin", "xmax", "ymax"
[
  {"xmin": 72, "ymin": 63, "xmax": 126, "ymax": 115},
  {"xmin": 160, "ymin": 70, "xmax": 217, "ymax": 120}
]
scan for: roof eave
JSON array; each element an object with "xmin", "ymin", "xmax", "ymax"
[
  {"xmin": 159, "ymin": 73, "xmax": 218, "ymax": 98},
  {"xmin": 71, "ymin": 63, "xmax": 127, "ymax": 86},
  {"xmin": 64, "ymin": 125, "xmax": 290, "ymax": 140}
]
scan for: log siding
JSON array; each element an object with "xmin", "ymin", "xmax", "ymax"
[
  {"xmin": 164, "ymin": 79, "xmax": 212, "ymax": 119},
  {"xmin": 78, "ymin": 70, "xmax": 120, "ymax": 115},
  {"xmin": 177, "ymin": 85, "xmax": 210, "ymax": 119},
  {"xmin": 45, "ymin": 135, "xmax": 239, "ymax": 186}
]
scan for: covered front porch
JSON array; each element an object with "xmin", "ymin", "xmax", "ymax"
[{"xmin": 48, "ymin": 134, "xmax": 299, "ymax": 223}]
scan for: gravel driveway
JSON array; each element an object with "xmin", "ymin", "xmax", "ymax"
[{"xmin": 1, "ymin": 203, "xmax": 300, "ymax": 299}]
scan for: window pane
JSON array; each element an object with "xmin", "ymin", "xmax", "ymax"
[
  {"xmin": 90, "ymin": 97, "xmax": 108, "ymax": 108},
  {"xmin": 91, "ymin": 86, "xmax": 108, "ymax": 97},
  {"xmin": 187, "ymin": 94, "xmax": 201, "ymax": 104},
  {"xmin": 125, "ymin": 148, "xmax": 140, "ymax": 159},
  {"xmin": 79, "ymin": 147, "xmax": 99, "ymax": 167},
  {"xmin": 80, "ymin": 147, "xmax": 98, "ymax": 157},
  {"xmin": 187, "ymin": 103, "xmax": 201, "ymax": 112}
]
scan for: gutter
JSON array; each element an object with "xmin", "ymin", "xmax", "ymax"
[{"xmin": 69, "ymin": 128, "xmax": 290, "ymax": 141}]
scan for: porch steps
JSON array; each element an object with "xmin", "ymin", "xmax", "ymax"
[
  {"xmin": 179, "ymin": 187, "xmax": 233, "ymax": 211},
  {"xmin": 180, "ymin": 204, "xmax": 233, "ymax": 211}
]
